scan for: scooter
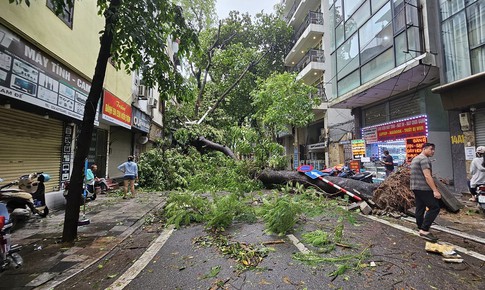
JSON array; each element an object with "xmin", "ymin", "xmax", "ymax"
[
  {"xmin": 338, "ymin": 166, "xmax": 374, "ymax": 183},
  {"xmin": 0, "ymin": 201, "xmax": 23, "ymax": 272},
  {"xmin": 0, "ymin": 173, "xmax": 50, "ymax": 224},
  {"xmin": 476, "ymin": 184, "xmax": 485, "ymax": 213}
]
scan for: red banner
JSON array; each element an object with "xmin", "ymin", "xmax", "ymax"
[{"xmin": 102, "ymin": 90, "xmax": 132, "ymax": 129}]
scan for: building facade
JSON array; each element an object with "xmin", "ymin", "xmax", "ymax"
[
  {"xmin": 0, "ymin": 1, "xmax": 138, "ymax": 191},
  {"xmin": 281, "ymin": 0, "xmax": 354, "ymax": 170}
]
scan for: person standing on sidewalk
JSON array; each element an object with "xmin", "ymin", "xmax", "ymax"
[
  {"xmin": 410, "ymin": 142, "xmax": 441, "ymax": 242},
  {"xmin": 468, "ymin": 146, "xmax": 485, "ymax": 202},
  {"xmin": 118, "ymin": 156, "xmax": 138, "ymax": 199},
  {"xmin": 382, "ymin": 150, "xmax": 394, "ymax": 178}
]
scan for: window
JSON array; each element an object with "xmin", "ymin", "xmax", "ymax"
[
  {"xmin": 439, "ymin": 0, "xmax": 465, "ymax": 20},
  {"xmin": 359, "ymin": 3, "xmax": 392, "ymax": 64},
  {"xmin": 345, "ymin": 1, "xmax": 371, "ymax": 37},
  {"xmin": 47, "ymin": 0, "xmax": 74, "ymax": 28},
  {"xmin": 467, "ymin": 1, "xmax": 485, "ymax": 48},
  {"xmin": 343, "ymin": 0, "xmax": 365, "ymax": 20},
  {"xmin": 442, "ymin": 11, "xmax": 471, "ymax": 82},
  {"xmin": 393, "ymin": 0, "xmax": 419, "ymax": 34},
  {"xmin": 371, "ymin": 0, "xmax": 388, "ymax": 14},
  {"xmin": 338, "ymin": 69, "xmax": 360, "ymax": 96},
  {"xmin": 361, "ymin": 48, "xmax": 394, "ymax": 84},
  {"xmin": 337, "ymin": 32, "xmax": 359, "ymax": 78},
  {"xmin": 471, "ymin": 46, "xmax": 485, "ymax": 73},
  {"xmin": 395, "ymin": 27, "xmax": 419, "ymax": 66}
]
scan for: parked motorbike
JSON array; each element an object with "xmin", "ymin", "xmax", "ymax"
[
  {"xmin": 0, "ymin": 200, "xmax": 23, "ymax": 272},
  {"xmin": 62, "ymin": 180, "xmax": 98, "ymax": 201},
  {"xmin": 476, "ymin": 184, "xmax": 485, "ymax": 212},
  {"xmin": 0, "ymin": 173, "xmax": 50, "ymax": 224},
  {"xmin": 338, "ymin": 166, "xmax": 374, "ymax": 183}
]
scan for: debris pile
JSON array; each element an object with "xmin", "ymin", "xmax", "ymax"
[{"xmin": 371, "ymin": 167, "xmax": 415, "ymax": 213}]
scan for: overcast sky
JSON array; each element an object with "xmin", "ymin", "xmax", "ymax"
[{"xmin": 215, "ymin": 0, "xmax": 279, "ymax": 19}]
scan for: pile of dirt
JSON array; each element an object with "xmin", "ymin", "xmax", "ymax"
[{"xmin": 372, "ymin": 167, "xmax": 415, "ymax": 213}]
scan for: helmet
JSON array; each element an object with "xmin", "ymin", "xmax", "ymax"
[{"xmin": 477, "ymin": 146, "xmax": 485, "ymax": 154}]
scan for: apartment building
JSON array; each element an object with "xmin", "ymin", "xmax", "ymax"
[
  {"xmin": 281, "ymin": 0, "xmax": 354, "ymax": 170},
  {"xmin": 0, "ymin": 1, "xmax": 156, "ymax": 190}
]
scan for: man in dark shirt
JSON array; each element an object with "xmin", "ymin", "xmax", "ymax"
[{"xmin": 382, "ymin": 150, "xmax": 394, "ymax": 177}]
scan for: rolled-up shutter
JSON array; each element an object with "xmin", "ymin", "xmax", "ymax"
[
  {"xmin": 0, "ymin": 107, "xmax": 62, "ymax": 192},
  {"xmin": 475, "ymin": 108, "xmax": 485, "ymax": 147}
]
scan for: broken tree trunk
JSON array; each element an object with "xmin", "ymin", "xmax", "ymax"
[
  {"xmin": 196, "ymin": 136, "xmax": 237, "ymax": 160},
  {"xmin": 257, "ymin": 169, "xmax": 377, "ymax": 200}
]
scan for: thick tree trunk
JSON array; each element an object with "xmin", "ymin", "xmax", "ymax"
[
  {"xmin": 62, "ymin": 0, "xmax": 120, "ymax": 243},
  {"xmin": 257, "ymin": 169, "xmax": 377, "ymax": 200},
  {"xmin": 197, "ymin": 136, "xmax": 237, "ymax": 160}
]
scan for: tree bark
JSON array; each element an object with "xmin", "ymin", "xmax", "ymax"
[
  {"xmin": 196, "ymin": 136, "xmax": 237, "ymax": 160},
  {"xmin": 257, "ymin": 169, "xmax": 377, "ymax": 200},
  {"xmin": 62, "ymin": 0, "xmax": 120, "ymax": 243}
]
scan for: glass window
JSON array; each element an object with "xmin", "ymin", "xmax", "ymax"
[
  {"xmin": 47, "ymin": 0, "xmax": 74, "ymax": 28},
  {"xmin": 337, "ymin": 69, "xmax": 360, "ymax": 96},
  {"xmin": 395, "ymin": 27, "xmax": 420, "ymax": 66},
  {"xmin": 439, "ymin": 0, "xmax": 465, "ymax": 20},
  {"xmin": 360, "ymin": 3, "xmax": 392, "ymax": 48},
  {"xmin": 361, "ymin": 48, "xmax": 394, "ymax": 84},
  {"xmin": 330, "ymin": 53, "xmax": 338, "ymax": 100},
  {"xmin": 467, "ymin": 1, "xmax": 485, "ymax": 48},
  {"xmin": 336, "ymin": 22, "xmax": 345, "ymax": 47},
  {"xmin": 471, "ymin": 46, "xmax": 485, "ymax": 74},
  {"xmin": 343, "ymin": 0, "xmax": 365, "ymax": 20},
  {"xmin": 371, "ymin": 0, "xmax": 388, "ymax": 14},
  {"xmin": 345, "ymin": 1, "xmax": 371, "ymax": 37},
  {"xmin": 335, "ymin": 0, "xmax": 344, "ymax": 24},
  {"xmin": 337, "ymin": 32, "xmax": 360, "ymax": 78},
  {"xmin": 330, "ymin": 5, "xmax": 336, "ymax": 51},
  {"xmin": 393, "ymin": 0, "xmax": 419, "ymax": 33},
  {"xmin": 442, "ymin": 11, "xmax": 471, "ymax": 82}
]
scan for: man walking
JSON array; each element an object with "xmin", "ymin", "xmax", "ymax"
[{"xmin": 410, "ymin": 142, "xmax": 441, "ymax": 242}]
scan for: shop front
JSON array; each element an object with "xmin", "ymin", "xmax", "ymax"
[
  {"xmin": 101, "ymin": 90, "xmax": 133, "ymax": 178},
  {"xmin": 359, "ymin": 115, "xmax": 428, "ymax": 182},
  {"xmin": 131, "ymin": 106, "xmax": 151, "ymax": 157},
  {"xmin": 0, "ymin": 24, "xmax": 97, "ymax": 191}
]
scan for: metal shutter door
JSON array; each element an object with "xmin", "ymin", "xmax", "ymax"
[
  {"xmin": 475, "ymin": 108, "xmax": 485, "ymax": 147},
  {"xmin": 0, "ymin": 107, "xmax": 62, "ymax": 191}
]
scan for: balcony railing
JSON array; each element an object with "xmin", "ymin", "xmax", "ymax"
[
  {"xmin": 311, "ymin": 83, "xmax": 328, "ymax": 102},
  {"xmin": 285, "ymin": 0, "xmax": 301, "ymax": 23},
  {"xmin": 292, "ymin": 11, "xmax": 324, "ymax": 44},
  {"xmin": 290, "ymin": 49, "xmax": 325, "ymax": 74}
]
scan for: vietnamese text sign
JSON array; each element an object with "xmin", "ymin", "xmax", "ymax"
[
  {"xmin": 349, "ymin": 160, "xmax": 361, "ymax": 173},
  {"xmin": 132, "ymin": 106, "xmax": 150, "ymax": 133},
  {"xmin": 102, "ymin": 90, "xmax": 132, "ymax": 129},
  {"xmin": 362, "ymin": 115, "xmax": 427, "ymax": 142},
  {"xmin": 405, "ymin": 136, "xmax": 427, "ymax": 162},
  {"xmin": 0, "ymin": 24, "xmax": 99, "ymax": 124},
  {"xmin": 351, "ymin": 139, "xmax": 366, "ymax": 159}
]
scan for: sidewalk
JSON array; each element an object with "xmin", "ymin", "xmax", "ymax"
[{"xmin": 0, "ymin": 192, "xmax": 166, "ymax": 289}]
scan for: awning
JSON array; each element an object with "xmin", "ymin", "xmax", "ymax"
[{"xmin": 431, "ymin": 72, "xmax": 485, "ymax": 110}]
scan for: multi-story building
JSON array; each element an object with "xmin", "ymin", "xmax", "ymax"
[
  {"xmin": 281, "ymin": 0, "xmax": 354, "ymax": 170},
  {"xmin": 0, "ymin": 1, "xmax": 141, "ymax": 191},
  {"xmin": 322, "ymin": 0, "xmax": 457, "ymax": 183},
  {"xmin": 431, "ymin": 0, "xmax": 485, "ymax": 192}
]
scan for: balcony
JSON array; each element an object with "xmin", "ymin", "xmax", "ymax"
[
  {"xmin": 311, "ymin": 83, "xmax": 328, "ymax": 112},
  {"xmin": 290, "ymin": 49, "xmax": 325, "ymax": 84},
  {"xmin": 283, "ymin": 0, "xmax": 301, "ymax": 23},
  {"xmin": 285, "ymin": 11, "xmax": 324, "ymax": 67}
]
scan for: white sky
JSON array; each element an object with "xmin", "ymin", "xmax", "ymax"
[{"xmin": 215, "ymin": 0, "xmax": 279, "ymax": 19}]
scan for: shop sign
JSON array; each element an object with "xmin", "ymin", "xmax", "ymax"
[
  {"xmin": 351, "ymin": 139, "xmax": 366, "ymax": 159},
  {"xmin": 362, "ymin": 127, "xmax": 378, "ymax": 143},
  {"xmin": 363, "ymin": 115, "xmax": 427, "ymax": 143},
  {"xmin": 349, "ymin": 160, "xmax": 361, "ymax": 173},
  {"xmin": 293, "ymin": 147, "xmax": 299, "ymax": 170},
  {"xmin": 0, "ymin": 24, "xmax": 99, "ymax": 124},
  {"xmin": 131, "ymin": 107, "xmax": 150, "ymax": 133},
  {"xmin": 102, "ymin": 90, "xmax": 132, "ymax": 129},
  {"xmin": 405, "ymin": 136, "xmax": 427, "ymax": 162},
  {"xmin": 149, "ymin": 123, "xmax": 163, "ymax": 140},
  {"xmin": 465, "ymin": 147, "xmax": 476, "ymax": 161}
]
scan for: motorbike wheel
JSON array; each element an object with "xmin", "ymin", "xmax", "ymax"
[{"xmin": 37, "ymin": 206, "xmax": 49, "ymax": 217}]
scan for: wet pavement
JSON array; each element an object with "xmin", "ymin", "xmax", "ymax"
[{"xmin": 1, "ymin": 191, "xmax": 485, "ymax": 289}]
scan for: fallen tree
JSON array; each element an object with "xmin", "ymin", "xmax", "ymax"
[{"xmin": 257, "ymin": 169, "xmax": 377, "ymax": 201}]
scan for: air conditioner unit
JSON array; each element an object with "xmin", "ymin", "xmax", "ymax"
[
  {"xmin": 138, "ymin": 85, "xmax": 152, "ymax": 100},
  {"xmin": 148, "ymin": 97, "xmax": 158, "ymax": 108}
]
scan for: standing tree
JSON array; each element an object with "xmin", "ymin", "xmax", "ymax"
[{"xmin": 10, "ymin": 0, "xmax": 197, "ymax": 242}]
